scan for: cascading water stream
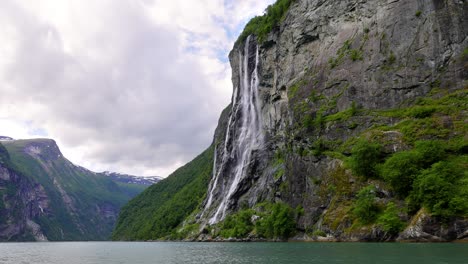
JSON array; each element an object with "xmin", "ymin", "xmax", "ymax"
[
  {"xmin": 204, "ymin": 145, "xmax": 217, "ymax": 210},
  {"xmin": 203, "ymin": 86, "xmax": 239, "ymax": 213},
  {"xmin": 202, "ymin": 36, "xmax": 263, "ymax": 224}
]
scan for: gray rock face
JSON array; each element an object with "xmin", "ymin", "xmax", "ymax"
[
  {"xmin": 198, "ymin": 0, "xmax": 467, "ymax": 240},
  {"xmin": 23, "ymin": 139, "xmax": 63, "ymax": 161},
  {"xmin": 397, "ymin": 209, "xmax": 468, "ymax": 242},
  {"xmin": 0, "ymin": 165, "xmax": 50, "ymax": 241},
  {"xmin": 259, "ymin": 0, "xmax": 466, "ymax": 122}
]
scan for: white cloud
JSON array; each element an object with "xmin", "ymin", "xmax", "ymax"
[{"xmin": 0, "ymin": 0, "xmax": 274, "ymax": 177}]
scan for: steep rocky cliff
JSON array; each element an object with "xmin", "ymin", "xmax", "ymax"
[
  {"xmin": 0, "ymin": 139, "xmax": 152, "ymax": 241},
  {"xmin": 113, "ymin": 0, "xmax": 467, "ymax": 242},
  {"xmin": 196, "ymin": 0, "xmax": 468, "ymax": 241}
]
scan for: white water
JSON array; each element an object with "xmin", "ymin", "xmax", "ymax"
[
  {"xmin": 203, "ymin": 36, "xmax": 263, "ymax": 224},
  {"xmin": 203, "ymin": 85, "xmax": 239, "ymax": 214},
  {"xmin": 204, "ymin": 145, "xmax": 217, "ymax": 210}
]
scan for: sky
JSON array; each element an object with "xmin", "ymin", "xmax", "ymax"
[{"xmin": 0, "ymin": 0, "xmax": 275, "ymax": 177}]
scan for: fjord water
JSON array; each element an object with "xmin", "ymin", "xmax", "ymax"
[{"xmin": 2, "ymin": 242, "xmax": 467, "ymax": 264}]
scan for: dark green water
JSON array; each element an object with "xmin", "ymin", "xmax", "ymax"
[{"xmin": 1, "ymin": 242, "xmax": 467, "ymax": 264}]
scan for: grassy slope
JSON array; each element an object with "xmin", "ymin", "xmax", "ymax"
[
  {"xmin": 112, "ymin": 145, "xmax": 213, "ymax": 240},
  {"xmin": 115, "ymin": 182, "xmax": 148, "ymax": 197}
]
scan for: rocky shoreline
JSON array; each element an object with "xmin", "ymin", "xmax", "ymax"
[{"xmin": 148, "ymin": 236, "xmax": 468, "ymax": 243}]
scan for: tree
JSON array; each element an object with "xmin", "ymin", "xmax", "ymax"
[
  {"xmin": 349, "ymin": 140, "xmax": 382, "ymax": 178},
  {"xmin": 352, "ymin": 185, "xmax": 380, "ymax": 224}
]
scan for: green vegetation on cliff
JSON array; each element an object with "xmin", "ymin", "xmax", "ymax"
[
  {"xmin": 289, "ymin": 84, "xmax": 467, "ymax": 237},
  {"xmin": 352, "ymin": 185, "xmax": 380, "ymax": 224},
  {"xmin": 212, "ymin": 202, "xmax": 296, "ymax": 240},
  {"xmin": 112, "ymin": 145, "xmax": 214, "ymax": 240},
  {"xmin": 348, "ymin": 140, "xmax": 383, "ymax": 179},
  {"xmin": 237, "ymin": 0, "xmax": 294, "ymax": 44}
]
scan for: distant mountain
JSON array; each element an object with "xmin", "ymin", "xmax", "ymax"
[
  {"xmin": 102, "ymin": 171, "xmax": 161, "ymax": 186},
  {"xmin": 100, "ymin": 172, "xmax": 161, "ymax": 198},
  {"xmin": 0, "ymin": 138, "xmax": 156, "ymax": 241}
]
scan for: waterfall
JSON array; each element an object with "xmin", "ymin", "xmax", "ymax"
[
  {"xmin": 203, "ymin": 85, "xmax": 238, "ymax": 213},
  {"xmin": 203, "ymin": 36, "xmax": 263, "ymax": 224},
  {"xmin": 204, "ymin": 145, "xmax": 217, "ymax": 210}
]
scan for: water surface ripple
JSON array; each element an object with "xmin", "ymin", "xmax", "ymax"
[{"xmin": 1, "ymin": 242, "xmax": 467, "ymax": 264}]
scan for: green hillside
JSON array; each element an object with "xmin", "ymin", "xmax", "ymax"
[{"xmin": 112, "ymin": 145, "xmax": 214, "ymax": 240}]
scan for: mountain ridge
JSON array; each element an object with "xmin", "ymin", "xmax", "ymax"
[
  {"xmin": 102, "ymin": 171, "xmax": 161, "ymax": 186},
  {"xmin": 0, "ymin": 138, "xmax": 156, "ymax": 241}
]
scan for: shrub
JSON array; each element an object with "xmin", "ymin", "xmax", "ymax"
[
  {"xmin": 288, "ymin": 80, "xmax": 304, "ymax": 99},
  {"xmin": 352, "ymin": 186, "xmax": 380, "ymax": 224},
  {"xmin": 329, "ymin": 57, "xmax": 339, "ymax": 68},
  {"xmin": 172, "ymin": 223, "xmax": 200, "ymax": 240},
  {"xmin": 256, "ymin": 203, "xmax": 296, "ymax": 239},
  {"xmin": 412, "ymin": 161, "xmax": 467, "ymax": 218},
  {"xmin": 406, "ymin": 106, "xmax": 437, "ymax": 119},
  {"xmin": 348, "ymin": 122, "xmax": 359, "ymax": 129},
  {"xmin": 350, "ymin": 49, "xmax": 363, "ymax": 61},
  {"xmin": 413, "ymin": 140, "xmax": 445, "ymax": 166},
  {"xmin": 303, "ymin": 115, "xmax": 314, "ymax": 129},
  {"xmin": 312, "ymin": 111, "xmax": 325, "ymax": 129},
  {"xmin": 296, "ymin": 205, "xmax": 305, "ymax": 217},
  {"xmin": 274, "ymin": 167, "xmax": 285, "ymax": 180},
  {"xmin": 311, "ymin": 138, "xmax": 326, "ymax": 156},
  {"xmin": 348, "ymin": 140, "xmax": 383, "ymax": 178},
  {"xmin": 377, "ymin": 202, "xmax": 404, "ymax": 234},
  {"xmin": 381, "ymin": 140, "xmax": 446, "ymax": 197},
  {"xmin": 312, "ymin": 230, "xmax": 326, "ymax": 237},
  {"xmin": 381, "ymin": 151, "xmax": 422, "ymax": 196},
  {"xmin": 325, "ymin": 102, "xmax": 358, "ymax": 122},
  {"xmin": 219, "ymin": 209, "xmax": 255, "ymax": 238}
]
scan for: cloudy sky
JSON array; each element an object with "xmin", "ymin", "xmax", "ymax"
[{"xmin": 0, "ymin": 0, "xmax": 275, "ymax": 177}]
